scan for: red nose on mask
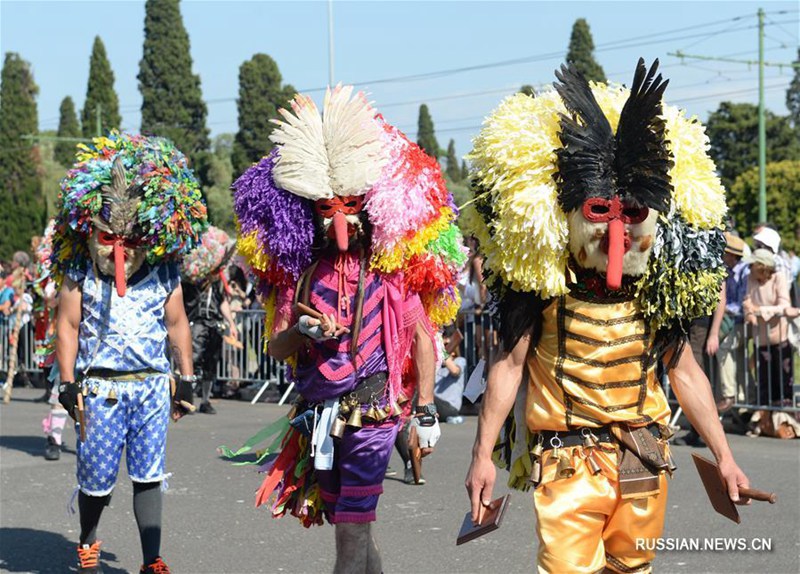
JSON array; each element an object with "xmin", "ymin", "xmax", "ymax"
[
  {"xmin": 315, "ymin": 196, "xmax": 365, "ymax": 253},
  {"xmin": 582, "ymin": 197, "xmax": 649, "ymax": 290},
  {"xmin": 98, "ymin": 232, "xmax": 140, "ymax": 297}
]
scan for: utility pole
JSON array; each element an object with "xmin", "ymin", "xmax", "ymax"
[
  {"xmin": 668, "ymin": 9, "xmax": 800, "ymax": 223},
  {"xmin": 757, "ymin": 7, "xmax": 766, "ymax": 222},
  {"xmin": 327, "ymin": 0, "xmax": 335, "ymax": 86}
]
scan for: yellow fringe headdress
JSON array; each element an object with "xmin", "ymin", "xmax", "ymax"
[{"xmin": 466, "ymin": 59, "xmax": 727, "ymax": 333}]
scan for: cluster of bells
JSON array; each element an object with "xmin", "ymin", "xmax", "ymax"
[
  {"xmin": 329, "ymin": 398, "xmax": 404, "ymax": 440},
  {"xmin": 81, "ymin": 384, "xmax": 119, "ymax": 403},
  {"xmin": 528, "ymin": 429, "xmax": 678, "ymax": 485},
  {"xmin": 528, "ymin": 430, "xmax": 605, "ymax": 485}
]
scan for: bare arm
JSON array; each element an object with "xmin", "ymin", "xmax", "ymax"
[
  {"xmin": 706, "ymin": 281, "xmax": 727, "ymax": 356},
  {"xmin": 268, "ymin": 314, "xmax": 308, "ymax": 361},
  {"xmin": 164, "ymin": 284, "xmax": 193, "ymax": 377},
  {"xmin": 668, "ymin": 343, "xmax": 750, "ymax": 501},
  {"xmin": 466, "ymin": 331, "xmax": 530, "ymax": 520},
  {"xmin": 413, "ymin": 321, "xmax": 436, "ymax": 407},
  {"xmin": 56, "ymin": 278, "xmax": 82, "ymax": 382},
  {"xmin": 220, "ymin": 297, "xmax": 237, "ymax": 337},
  {"xmin": 443, "ymin": 355, "xmax": 462, "ymax": 377}
]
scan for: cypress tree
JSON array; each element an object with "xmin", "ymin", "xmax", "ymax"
[
  {"xmin": 417, "ymin": 104, "xmax": 440, "ymax": 158},
  {"xmin": 138, "ymin": 0, "xmax": 209, "ymax": 158},
  {"xmin": 461, "ymin": 160, "xmax": 469, "ymax": 182},
  {"xmin": 519, "ymin": 84, "xmax": 536, "ymax": 97},
  {"xmin": 81, "ymin": 36, "xmax": 122, "ymax": 138},
  {"xmin": 231, "ymin": 54, "xmax": 294, "ymax": 176},
  {"xmin": 55, "ymin": 96, "xmax": 81, "ymax": 166},
  {"xmin": 445, "ymin": 139, "xmax": 461, "ymax": 181},
  {"xmin": 566, "ymin": 18, "xmax": 606, "ymax": 83},
  {"xmin": 786, "ymin": 48, "xmax": 800, "ymax": 129},
  {"xmin": 0, "ymin": 53, "xmax": 43, "ymax": 259}
]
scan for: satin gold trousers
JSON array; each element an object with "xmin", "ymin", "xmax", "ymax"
[{"xmin": 533, "ymin": 446, "xmax": 669, "ymax": 574}]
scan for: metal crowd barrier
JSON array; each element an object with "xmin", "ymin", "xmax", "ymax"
[
  {"xmin": 0, "ymin": 319, "xmax": 41, "ymax": 378},
  {"xmin": 4, "ymin": 307, "xmax": 797, "ymax": 415}
]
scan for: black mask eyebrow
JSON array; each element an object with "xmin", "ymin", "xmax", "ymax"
[
  {"xmin": 614, "ymin": 58, "xmax": 673, "ymax": 212},
  {"xmin": 553, "ymin": 58, "xmax": 673, "ymax": 213},
  {"xmin": 553, "ymin": 63, "xmax": 616, "ymax": 213}
]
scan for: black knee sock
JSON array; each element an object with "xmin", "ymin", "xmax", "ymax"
[
  {"xmin": 394, "ymin": 426, "xmax": 410, "ymax": 466},
  {"xmin": 79, "ymin": 492, "xmax": 111, "ymax": 545},
  {"xmin": 133, "ymin": 482, "xmax": 163, "ymax": 565}
]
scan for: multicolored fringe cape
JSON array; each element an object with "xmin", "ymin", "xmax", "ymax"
[
  {"xmin": 50, "ymin": 131, "xmax": 208, "ymax": 287},
  {"xmin": 180, "ymin": 226, "xmax": 233, "ymax": 284},
  {"xmin": 225, "ymin": 88, "xmax": 467, "ymax": 526},
  {"xmin": 464, "ymin": 65, "xmax": 727, "ymax": 490}
]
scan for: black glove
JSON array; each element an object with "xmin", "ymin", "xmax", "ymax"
[
  {"xmin": 58, "ymin": 381, "xmax": 80, "ymax": 420},
  {"xmin": 173, "ymin": 377, "xmax": 196, "ymax": 414}
]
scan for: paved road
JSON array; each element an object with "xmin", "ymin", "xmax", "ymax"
[{"xmin": 1, "ymin": 388, "xmax": 798, "ymax": 573}]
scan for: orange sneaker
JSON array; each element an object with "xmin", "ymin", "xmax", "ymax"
[
  {"xmin": 77, "ymin": 540, "xmax": 103, "ymax": 573},
  {"xmin": 140, "ymin": 556, "xmax": 171, "ymax": 574}
]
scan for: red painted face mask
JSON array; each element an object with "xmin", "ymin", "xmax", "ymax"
[
  {"xmin": 314, "ymin": 196, "xmax": 365, "ymax": 252},
  {"xmin": 97, "ymin": 232, "xmax": 143, "ymax": 297},
  {"xmin": 581, "ymin": 196, "xmax": 649, "ymax": 290}
]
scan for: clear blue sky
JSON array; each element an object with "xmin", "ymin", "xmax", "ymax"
[{"xmin": 1, "ymin": 0, "xmax": 797, "ymax": 161}]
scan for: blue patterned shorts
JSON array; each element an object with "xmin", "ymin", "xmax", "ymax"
[{"xmin": 76, "ymin": 374, "xmax": 170, "ymax": 496}]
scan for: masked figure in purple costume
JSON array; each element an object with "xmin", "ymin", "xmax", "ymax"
[{"xmin": 227, "ymin": 86, "xmax": 466, "ymax": 573}]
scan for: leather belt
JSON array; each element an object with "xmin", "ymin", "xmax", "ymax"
[{"xmin": 539, "ymin": 424, "xmax": 661, "ymax": 448}]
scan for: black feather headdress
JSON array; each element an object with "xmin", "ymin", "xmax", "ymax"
[{"xmin": 554, "ymin": 58, "xmax": 674, "ymax": 213}]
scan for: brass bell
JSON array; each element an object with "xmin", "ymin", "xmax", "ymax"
[
  {"xmin": 364, "ymin": 406, "xmax": 378, "ymax": 421},
  {"xmin": 339, "ymin": 402, "xmax": 351, "ymax": 416},
  {"xmin": 107, "ymin": 387, "xmax": 118, "ymax": 403},
  {"xmin": 583, "ymin": 431, "xmax": 597, "ymax": 449},
  {"xmin": 530, "ymin": 442, "xmax": 544, "ymax": 460},
  {"xmin": 347, "ymin": 406, "xmax": 362, "ymax": 428},
  {"xmin": 329, "ymin": 416, "xmax": 346, "ymax": 440},
  {"xmin": 586, "ymin": 451, "xmax": 602, "ymax": 475},
  {"xmin": 529, "ymin": 457, "xmax": 542, "ymax": 485},
  {"xmin": 666, "ymin": 452, "xmax": 678, "ymax": 473},
  {"xmin": 390, "ymin": 401, "xmax": 404, "ymax": 417},
  {"xmin": 384, "ymin": 404, "xmax": 393, "ymax": 415},
  {"xmin": 81, "ymin": 384, "xmax": 89, "ymax": 396},
  {"xmin": 556, "ymin": 448, "xmax": 576, "ymax": 479},
  {"xmin": 373, "ymin": 407, "xmax": 387, "ymax": 422},
  {"xmin": 91, "ymin": 385, "xmax": 100, "ymax": 396}
]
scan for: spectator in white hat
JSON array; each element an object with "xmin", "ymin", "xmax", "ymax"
[{"xmin": 753, "ymin": 224, "xmax": 792, "ymax": 285}]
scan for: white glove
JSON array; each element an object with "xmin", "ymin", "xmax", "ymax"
[
  {"xmin": 411, "ymin": 416, "xmax": 442, "ymax": 449},
  {"xmin": 297, "ymin": 315, "xmax": 331, "ymax": 341}
]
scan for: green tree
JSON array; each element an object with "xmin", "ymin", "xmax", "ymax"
[
  {"xmin": 705, "ymin": 102, "xmax": 800, "ymax": 193},
  {"xmin": 138, "ymin": 0, "xmax": 209, "ymax": 159},
  {"xmin": 417, "ymin": 104, "xmax": 440, "ymax": 158},
  {"xmin": 81, "ymin": 36, "xmax": 121, "ymax": 138},
  {"xmin": 445, "ymin": 139, "xmax": 461, "ymax": 182},
  {"xmin": 204, "ymin": 134, "xmax": 236, "ymax": 232},
  {"xmin": 730, "ymin": 161, "xmax": 800, "ymax": 252},
  {"xmin": 461, "ymin": 160, "xmax": 469, "ymax": 182},
  {"xmin": 519, "ymin": 84, "xmax": 536, "ymax": 97},
  {"xmin": 55, "ymin": 96, "xmax": 81, "ymax": 166},
  {"xmin": 786, "ymin": 48, "xmax": 800, "ymax": 129},
  {"xmin": 566, "ymin": 18, "xmax": 606, "ymax": 83},
  {"xmin": 0, "ymin": 53, "xmax": 43, "ymax": 259},
  {"xmin": 231, "ymin": 54, "xmax": 295, "ymax": 176}
]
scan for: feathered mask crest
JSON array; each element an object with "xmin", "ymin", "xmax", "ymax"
[
  {"xmin": 94, "ymin": 156, "xmax": 144, "ymax": 237},
  {"xmin": 554, "ymin": 58, "xmax": 673, "ymax": 213},
  {"xmin": 269, "ymin": 84, "xmax": 386, "ymax": 201}
]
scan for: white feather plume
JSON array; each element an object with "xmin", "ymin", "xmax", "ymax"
[{"xmin": 269, "ymin": 85, "xmax": 386, "ymax": 201}]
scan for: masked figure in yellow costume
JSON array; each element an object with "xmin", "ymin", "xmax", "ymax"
[{"xmin": 464, "ymin": 59, "xmax": 750, "ymax": 573}]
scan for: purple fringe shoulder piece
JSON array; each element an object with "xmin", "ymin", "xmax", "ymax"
[{"xmin": 232, "ymin": 149, "xmax": 317, "ymax": 281}]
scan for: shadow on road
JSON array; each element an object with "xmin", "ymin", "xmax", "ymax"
[
  {"xmin": 0, "ymin": 527, "xmax": 126, "ymax": 573},
  {"xmin": 0, "ymin": 435, "xmax": 76, "ymax": 458}
]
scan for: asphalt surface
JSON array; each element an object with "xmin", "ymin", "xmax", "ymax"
[{"xmin": 1, "ymin": 388, "xmax": 798, "ymax": 574}]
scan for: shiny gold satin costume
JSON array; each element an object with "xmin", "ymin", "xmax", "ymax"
[{"xmin": 528, "ymin": 294, "xmax": 672, "ymax": 574}]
